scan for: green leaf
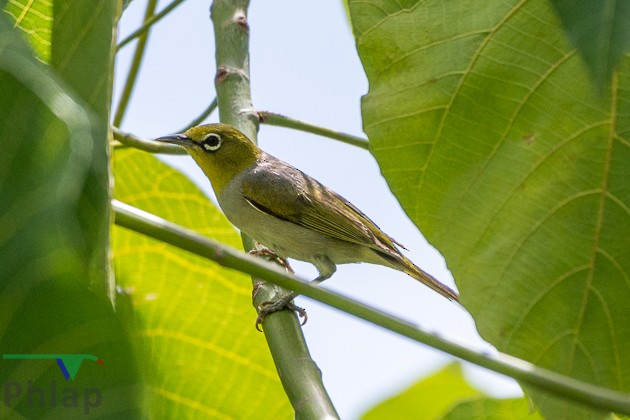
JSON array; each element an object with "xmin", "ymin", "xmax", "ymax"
[
  {"xmin": 363, "ymin": 363, "xmax": 482, "ymax": 419},
  {"xmin": 350, "ymin": 0, "xmax": 630, "ymax": 418},
  {"xmin": 122, "ymin": 0, "xmax": 135, "ymax": 12},
  {"xmin": 0, "ymin": 16, "xmax": 141, "ymax": 418},
  {"xmin": 2, "ymin": 0, "xmax": 52, "ymax": 61},
  {"xmin": 113, "ymin": 150, "xmax": 292, "ymax": 418},
  {"xmin": 443, "ymin": 397, "xmax": 541, "ymax": 420},
  {"xmin": 49, "ymin": 0, "xmax": 119, "ymax": 297},
  {"xmin": 548, "ymin": 1, "xmax": 630, "ymax": 92},
  {"xmin": 51, "ymin": 0, "xmax": 118, "ymax": 119},
  {"xmin": 363, "ymin": 363, "xmax": 539, "ymax": 419}
]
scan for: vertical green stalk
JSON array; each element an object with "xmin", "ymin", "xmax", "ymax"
[
  {"xmin": 211, "ymin": 0, "xmax": 257, "ymax": 139},
  {"xmin": 210, "ymin": 1, "xmax": 339, "ymax": 418}
]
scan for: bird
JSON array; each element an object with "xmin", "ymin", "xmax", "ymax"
[{"xmin": 156, "ymin": 123, "xmax": 458, "ymax": 319}]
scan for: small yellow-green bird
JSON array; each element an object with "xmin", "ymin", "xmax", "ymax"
[{"xmin": 156, "ymin": 123, "xmax": 458, "ymax": 310}]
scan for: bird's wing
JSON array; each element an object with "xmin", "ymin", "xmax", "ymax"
[{"xmin": 241, "ymin": 156, "xmax": 405, "ymax": 256}]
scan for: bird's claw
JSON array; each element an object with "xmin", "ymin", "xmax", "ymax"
[
  {"xmin": 250, "ymin": 244, "xmax": 303, "ymax": 331},
  {"xmin": 255, "ymin": 299, "xmax": 307, "ymax": 332},
  {"xmin": 248, "ymin": 244, "xmax": 294, "ymax": 274}
]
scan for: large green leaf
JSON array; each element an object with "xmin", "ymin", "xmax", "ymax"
[
  {"xmin": 363, "ymin": 363, "xmax": 481, "ymax": 419},
  {"xmin": 50, "ymin": 0, "xmax": 119, "ymax": 298},
  {"xmin": 113, "ymin": 150, "xmax": 292, "ymax": 418},
  {"xmin": 549, "ymin": 1, "xmax": 630, "ymax": 92},
  {"xmin": 0, "ymin": 16, "xmax": 141, "ymax": 418},
  {"xmin": 350, "ymin": 0, "xmax": 630, "ymax": 418},
  {"xmin": 443, "ymin": 397, "xmax": 541, "ymax": 420},
  {"xmin": 2, "ymin": 0, "xmax": 52, "ymax": 61},
  {"xmin": 51, "ymin": 0, "xmax": 118, "ymax": 119},
  {"xmin": 363, "ymin": 363, "xmax": 540, "ymax": 419},
  {"xmin": 4, "ymin": 0, "xmax": 118, "ymax": 297}
]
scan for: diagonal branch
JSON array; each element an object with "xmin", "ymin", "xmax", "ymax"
[
  {"xmin": 116, "ymin": 0, "xmax": 187, "ymax": 51},
  {"xmin": 112, "ymin": 199, "xmax": 630, "ymax": 417},
  {"xmin": 113, "ymin": 0, "xmax": 157, "ymax": 126},
  {"xmin": 177, "ymin": 97, "xmax": 218, "ymax": 133}
]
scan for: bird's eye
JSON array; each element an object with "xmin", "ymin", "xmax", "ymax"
[{"xmin": 202, "ymin": 133, "xmax": 222, "ymax": 152}]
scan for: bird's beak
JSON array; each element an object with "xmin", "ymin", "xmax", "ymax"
[{"xmin": 155, "ymin": 133, "xmax": 193, "ymax": 147}]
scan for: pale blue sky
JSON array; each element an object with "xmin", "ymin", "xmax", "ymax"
[{"xmin": 115, "ymin": 1, "xmax": 521, "ymax": 417}]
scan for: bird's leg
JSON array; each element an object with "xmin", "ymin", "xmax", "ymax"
[
  {"xmin": 255, "ymin": 256, "xmax": 335, "ymax": 331},
  {"xmin": 249, "ymin": 243, "xmax": 300, "ymax": 331},
  {"xmin": 248, "ymin": 242, "xmax": 294, "ymax": 274}
]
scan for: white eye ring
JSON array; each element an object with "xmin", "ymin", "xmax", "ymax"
[{"xmin": 202, "ymin": 133, "xmax": 222, "ymax": 151}]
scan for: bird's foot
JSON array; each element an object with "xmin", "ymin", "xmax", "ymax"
[
  {"xmin": 255, "ymin": 293, "xmax": 307, "ymax": 332},
  {"xmin": 249, "ymin": 243, "xmax": 294, "ymax": 274},
  {"xmin": 250, "ymin": 245, "xmax": 303, "ymax": 331}
]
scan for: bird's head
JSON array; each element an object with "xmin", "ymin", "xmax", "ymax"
[{"xmin": 156, "ymin": 123, "xmax": 261, "ymax": 195}]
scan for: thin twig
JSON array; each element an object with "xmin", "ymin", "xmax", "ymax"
[
  {"xmin": 112, "ymin": 126, "xmax": 187, "ymax": 154},
  {"xmin": 258, "ymin": 111, "xmax": 369, "ymax": 150},
  {"xmin": 176, "ymin": 97, "xmax": 218, "ymax": 133},
  {"xmin": 114, "ymin": 0, "xmax": 158, "ymax": 126},
  {"xmin": 116, "ymin": 0, "xmax": 187, "ymax": 52}
]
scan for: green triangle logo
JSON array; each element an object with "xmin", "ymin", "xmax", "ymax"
[{"xmin": 3, "ymin": 353, "xmax": 103, "ymax": 380}]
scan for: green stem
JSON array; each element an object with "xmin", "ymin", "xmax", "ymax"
[
  {"xmin": 112, "ymin": 199, "xmax": 630, "ymax": 417},
  {"xmin": 176, "ymin": 97, "xmax": 218, "ymax": 132},
  {"xmin": 112, "ymin": 126, "xmax": 186, "ymax": 154},
  {"xmin": 116, "ymin": 0, "xmax": 187, "ymax": 52},
  {"xmin": 113, "ymin": 0, "xmax": 158, "ymax": 126},
  {"xmin": 259, "ymin": 111, "xmax": 369, "ymax": 150},
  {"xmin": 211, "ymin": 1, "xmax": 257, "ymax": 138},
  {"xmin": 210, "ymin": 1, "xmax": 338, "ymax": 417}
]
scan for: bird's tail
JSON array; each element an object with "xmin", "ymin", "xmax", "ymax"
[{"xmin": 401, "ymin": 256, "xmax": 459, "ymax": 301}]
